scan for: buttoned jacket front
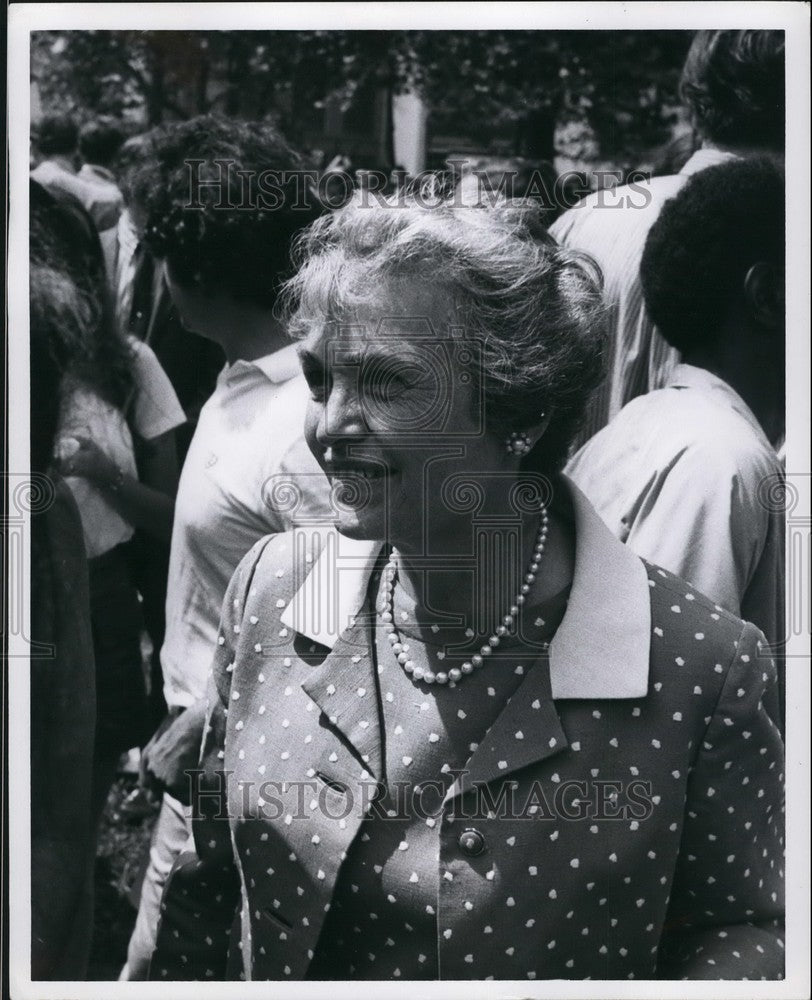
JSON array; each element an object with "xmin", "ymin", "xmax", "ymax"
[{"xmin": 153, "ymin": 480, "xmax": 784, "ymax": 982}]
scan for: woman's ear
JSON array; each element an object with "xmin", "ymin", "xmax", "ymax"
[{"xmin": 744, "ymin": 262, "xmax": 784, "ymax": 331}]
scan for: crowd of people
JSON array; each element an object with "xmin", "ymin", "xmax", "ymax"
[{"xmin": 29, "ymin": 29, "xmax": 785, "ymax": 983}]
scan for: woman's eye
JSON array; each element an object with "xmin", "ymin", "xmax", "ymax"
[
  {"xmin": 303, "ymin": 366, "xmax": 329, "ymax": 401},
  {"xmin": 363, "ymin": 374, "xmax": 408, "ymax": 405}
]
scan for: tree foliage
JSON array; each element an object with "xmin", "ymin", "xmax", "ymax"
[{"xmin": 31, "ymin": 30, "xmax": 692, "ymax": 164}]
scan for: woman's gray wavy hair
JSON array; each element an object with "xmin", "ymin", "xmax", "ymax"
[{"xmin": 281, "ymin": 190, "xmax": 606, "ymax": 473}]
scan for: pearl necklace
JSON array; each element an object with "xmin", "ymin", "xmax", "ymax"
[{"xmin": 379, "ymin": 503, "xmax": 550, "ymax": 686}]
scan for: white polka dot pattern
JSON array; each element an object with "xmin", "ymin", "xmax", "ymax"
[{"xmin": 151, "ymin": 535, "xmax": 784, "ymax": 983}]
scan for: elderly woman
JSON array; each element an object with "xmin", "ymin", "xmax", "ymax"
[{"xmin": 152, "ymin": 195, "xmax": 784, "ymax": 982}]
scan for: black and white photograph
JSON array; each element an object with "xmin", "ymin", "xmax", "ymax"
[{"xmin": 4, "ymin": 3, "xmax": 810, "ymax": 997}]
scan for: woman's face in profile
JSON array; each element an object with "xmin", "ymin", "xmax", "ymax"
[{"xmin": 297, "ymin": 286, "xmax": 508, "ymax": 547}]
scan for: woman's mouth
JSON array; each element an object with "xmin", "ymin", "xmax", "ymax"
[{"xmin": 326, "ymin": 465, "xmax": 390, "ymax": 481}]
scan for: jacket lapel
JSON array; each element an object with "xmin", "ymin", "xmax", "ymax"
[
  {"xmin": 447, "ymin": 654, "xmax": 568, "ymax": 801},
  {"xmin": 299, "ymin": 615, "xmax": 386, "ymax": 783}
]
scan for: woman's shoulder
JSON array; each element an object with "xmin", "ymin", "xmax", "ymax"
[
  {"xmin": 643, "ymin": 559, "xmax": 767, "ymax": 681},
  {"xmin": 640, "ymin": 560, "xmax": 782, "ymax": 742},
  {"xmin": 233, "ymin": 526, "xmax": 335, "ymax": 599},
  {"xmin": 645, "ymin": 560, "xmax": 748, "ymax": 640}
]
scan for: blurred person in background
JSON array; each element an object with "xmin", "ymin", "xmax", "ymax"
[
  {"xmin": 30, "ymin": 174, "xmax": 108, "ymax": 307},
  {"xmin": 319, "ymin": 153, "xmax": 357, "ymax": 210},
  {"xmin": 102, "ymin": 131, "xmax": 225, "ymax": 459},
  {"xmin": 119, "ymin": 115, "xmax": 332, "ymax": 980},
  {"xmin": 457, "ymin": 156, "xmax": 560, "ymax": 221},
  {"xmin": 567, "ymin": 157, "xmax": 786, "ymax": 726},
  {"xmin": 99, "ymin": 132, "xmax": 226, "ymax": 742},
  {"xmin": 32, "ymin": 178, "xmax": 185, "ymax": 828},
  {"xmin": 77, "ymin": 116, "xmax": 126, "ymax": 224},
  {"xmin": 30, "ymin": 263, "xmax": 97, "ymax": 980},
  {"xmin": 32, "ymin": 113, "xmax": 124, "ymax": 232},
  {"xmin": 551, "ymin": 30, "xmax": 785, "ymax": 451}
]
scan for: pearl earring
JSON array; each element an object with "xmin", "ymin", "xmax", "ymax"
[{"xmin": 506, "ymin": 431, "xmax": 532, "ymax": 455}]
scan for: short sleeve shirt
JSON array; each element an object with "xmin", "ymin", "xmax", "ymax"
[
  {"xmin": 56, "ymin": 343, "xmax": 184, "ymax": 558},
  {"xmin": 126, "ymin": 336, "xmax": 187, "ymax": 441},
  {"xmin": 160, "ymin": 346, "xmax": 332, "ymax": 709},
  {"xmin": 57, "ymin": 379, "xmax": 139, "ymax": 559},
  {"xmin": 566, "ymin": 364, "xmax": 784, "ymax": 648}
]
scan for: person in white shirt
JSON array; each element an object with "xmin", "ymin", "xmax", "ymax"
[
  {"xmin": 566, "ymin": 157, "xmax": 785, "ymax": 722},
  {"xmin": 32, "ymin": 176, "xmax": 185, "ymax": 825},
  {"xmin": 119, "ymin": 115, "xmax": 332, "ymax": 980},
  {"xmin": 551, "ymin": 30, "xmax": 785, "ymax": 451}
]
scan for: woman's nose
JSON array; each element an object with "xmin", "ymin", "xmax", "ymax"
[{"xmin": 316, "ymin": 380, "xmax": 368, "ymax": 446}]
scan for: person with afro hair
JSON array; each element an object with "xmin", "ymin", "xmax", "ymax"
[
  {"xmin": 567, "ymin": 156, "xmax": 785, "ymax": 725},
  {"xmin": 551, "ymin": 30, "xmax": 784, "ymax": 451}
]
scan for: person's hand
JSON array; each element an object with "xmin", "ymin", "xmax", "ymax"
[
  {"xmin": 138, "ymin": 712, "xmax": 178, "ymax": 794},
  {"xmin": 140, "ymin": 702, "xmax": 207, "ymax": 806},
  {"xmin": 54, "ymin": 435, "xmax": 120, "ymax": 486}
]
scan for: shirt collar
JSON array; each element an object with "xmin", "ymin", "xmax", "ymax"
[
  {"xmin": 680, "ymin": 147, "xmax": 740, "ymax": 177},
  {"xmin": 667, "ymin": 363, "xmax": 772, "ymax": 450},
  {"xmin": 39, "ymin": 156, "xmax": 76, "ymax": 176},
  {"xmin": 79, "ymin": 163, "xmax": 116, "ymax": 184},
  {"xmin": 281, "ymin": 476, "xmax": 651, "ymax": 700},
  {"xmin": 117, "ymin": 209, "xmax": 139, "ymax": 257},
  {"xmin": 224, "ymin": 343, "xmax": 303, "ymax": 385}
]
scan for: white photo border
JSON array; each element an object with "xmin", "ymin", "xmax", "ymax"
[{"xmin": 6, "ymin": 3, "xmax": 810, "ymax": 999}]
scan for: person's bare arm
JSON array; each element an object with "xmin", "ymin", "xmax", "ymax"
[
  {"xmin": 140, "ymin": 699, "xmax": 208, "ymax": 806},
  {"xmin": 55, "ymin": 429, "xmax": 178, "ymax": 542}
]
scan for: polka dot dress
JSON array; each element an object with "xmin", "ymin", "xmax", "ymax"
[
  {"xmin": 151, "ymin": 530, "xmax": 785, "ymax": 983},
  {"xmin": 307, "ymin": 567, "xmax": 569, "ymax": 980}
]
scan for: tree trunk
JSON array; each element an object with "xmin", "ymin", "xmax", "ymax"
[
  {"xmin": 225, "ymin": 38, "xmax": 240, "ymax": 117},
  {"xmin": 516, "ymin": 108, "xmax": 556, "ymax": 161},
  {"xmin": 145, "ymin": 43, "xmax": 166, "ymax": 125},
  {"xmin": 196, "ymin": 45, "xmax": 210, "ymax": 113}
]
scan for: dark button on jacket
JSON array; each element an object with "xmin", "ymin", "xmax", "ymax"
[
  {"xmin": 458, "ymin": 829, "xmax": 487, "ymax": 857},
  {"xmin": 152, "ymin": 486, "xmax": 785, "ymax": 982}
]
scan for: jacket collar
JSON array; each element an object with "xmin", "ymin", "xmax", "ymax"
[{"xmin": 282, "ymin": 477, "xmax": 650, "ymax": 701}]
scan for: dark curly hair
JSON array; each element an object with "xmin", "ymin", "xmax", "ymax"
[
  {"xmin": 640, "ymin": 157, "xmax": 785, "ymax": 356},
  {"xmin": 137, "ymin": 115, "xmax": 322, "ymax": 309},
  {"xmin": 679, "ymin": 30, "xmax": 785, "ymax": 150},
  {"xmin": 30, "ymin": 264, "xmax": 94, "ymax": 473},
  {"xmin": 30, "ymin": 179, "xmax": 135, "ymax": 412}
]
